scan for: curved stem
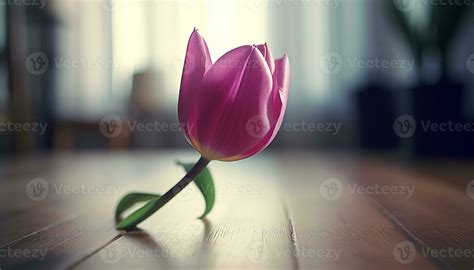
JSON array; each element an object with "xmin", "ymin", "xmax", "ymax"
[
  {"xmin": 152, "ymin": 156, "xmax": 210, "ymax": 209},
  {"xmin": 116, "ymin": 156, "xmax": 210, "ymax": 230}
]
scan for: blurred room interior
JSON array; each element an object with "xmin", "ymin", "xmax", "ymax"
[{"xmin": 1, "ymin": 0, "xmax": 472, "ymax": 158}]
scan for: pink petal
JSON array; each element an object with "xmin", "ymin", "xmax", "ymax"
[
  {"xmin": 223, "ymin": 54, "xmax": 290, "ymax": 161},
  {"xmin": 178, "ymin": 29, "xmax": 212, "ymax": 140},
  {"xmin": 256, "ymin": 43, "xmax": 275, "ymax": 74},
  {"xmin": 188, "ymin": 46, "xmax": 273, "ymax": 160}
]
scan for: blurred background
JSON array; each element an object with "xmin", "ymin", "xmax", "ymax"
[{"xmin": 1, "ymin": 0, "xmax": 473, "ymax": 158}]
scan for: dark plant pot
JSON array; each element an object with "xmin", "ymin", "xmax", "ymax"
[
  {"xmin": 412, "ymin": 80, "xmax": 467, "ymax": 157},
  {"xmin": 354, "ymin": 84, "xmax": 398, "ymax": 150}
]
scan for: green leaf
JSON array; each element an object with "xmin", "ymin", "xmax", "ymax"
[
  {"xmin": 116, "ymin": 198, "xmax": 162, "ymax": 230},
  {"xmin": 177, "ymin": 161, "xmax": 215, "ymax": 218},
  {"xmin": 115, "ymin": 192, "xmax": 161, "ymax": 222},
  {"xmin": 114, "ymin": 161, "xmax": 215, "ymax": 230},
  {"xmin": 388, "ymin": 4, "xmax": 423, "ymax": 66}
]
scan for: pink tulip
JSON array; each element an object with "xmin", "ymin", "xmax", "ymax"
[
  {"xmin": 178, "ymin": 29, "xmax": 290, "ymax": 161},
  {"xmin": 115, "ymin": 29, "xmax": 289, "ymax": 230}
]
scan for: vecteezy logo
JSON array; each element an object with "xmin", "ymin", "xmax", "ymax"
[
  {"xmin": 320, "ymin": 52, "xmax": 342, "ymax": 75},
  {"xmin": 100, "ymin": 0, "xmax": 120, "ymax": 12},
  {"xmin": 466, "ymin": 54, "xmax": 474, "ymax": 74},
  {"xmin": 99, "ymin": 115, "xmax": 122, "ymax": 138},
  {"xmin": 393, "ymin": 0, "xmax": 416, "ymax": 12},
  {"xmin": 246, "ymin": 115, "xmax": 270, "ymax": 138},
  {"xmin": 466, "ymin": 180, "xmax": 474, "ymax": 200},
  {"xmin": 247, "ymin": 0, "xmax": 266, "ymax": 13},
  {"xmin": 393, "ymin": 241, "xmax": 416, "ymax": 264},
  {"xmin": 393, "ymin": 115, "xmax": 416, "ymax": 138},
  {"xmin": 246, "ymin": 240, "xmax": 269, "ymax": 263},
  {"xmin": 99, "ymin": 245, "xmax": 121, "ymax": 264},
  {"xmin": 26, "ymin": 178, "xmax": 49, "ymax": 201},
  {"xmin": 25, "ymin": 52, "xmax": 49, "ymax": 75},
  {"xmin": 319, "ymin": 178, "xmax": 343, "ymax": 201}
]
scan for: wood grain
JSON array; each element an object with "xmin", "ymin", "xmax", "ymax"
[
  {"xmin": 354, "ymin": 157, "xmax": 474, "ymax": 270},
  {"xmin": 277, "ymin": 153, "xmax": 437, "ymax": 270},
  {"xmin": 75, "ymin": 158, "xmax": 295, "ymax": 269},
  {"xmin": 0, "ymin": 151, "xmax": 472, "ymax": 269}
]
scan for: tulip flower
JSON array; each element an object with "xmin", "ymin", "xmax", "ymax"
[
  {"xmin": 115, "ymin": 29, "xmax": 289, "ymax": 230},
  {"xmin": 179, "ymin": 29, "xmax": 290, "ymax": 161}
]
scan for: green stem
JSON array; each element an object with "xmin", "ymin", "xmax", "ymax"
[
  {"xmin": 153, "ymin": 156, "xmax": 210, "ymax": 209},
  {"xmin": 117, "ymin": 156, "xmax": 210, "ymax": 230}
]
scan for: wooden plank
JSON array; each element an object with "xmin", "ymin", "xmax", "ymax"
[
  {"xmin": 406, "ymin": 159, "xmax": 474, "ymax": 190},
  {"xmin": 0, "ymin": 156, "xmax": 77, "ymax": 246},
  {"xmin": 0, "ymin": 213, "xmax": 118, "ymax": 270},
  {"xmin": 354, "ymin": 158, "xmax": 474, "ymax": 269},
  {"xmin": 0, "ymin": 153, "xmax": 188, "ymax": 269},
  {"xmin": 74, "ymin": 158, "xmax": 295, "ymax": 269},
  {"xmin": 0, "ymin": 153, "xmax": 169, "ymax": 246},
  {"xmin": 2, "ymin": 151, "xmax": 471, "ymax": 269},
  {"xmin": 277, "ymin": 153, "xmax": 437, "ymax": 270}
]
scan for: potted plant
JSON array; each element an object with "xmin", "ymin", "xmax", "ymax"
[
  {"xmin": 354, "ymin": 81, "xmax": 398, "ymax": 150},
  {"xmin": 389, "ymin": 4, "xmax": 472, "ymax": 157}
]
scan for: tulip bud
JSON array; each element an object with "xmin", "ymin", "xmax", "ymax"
[{"xmin": 178, "ymin": 29, "xmax": 290, "ymax": 161}]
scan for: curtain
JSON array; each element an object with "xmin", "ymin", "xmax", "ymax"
[
  {"xmin": 111, "ymin": 0, "xmax": 269, "ymax": 114},
  {"xmin": 52, "ymin": 0, "xmax": 419, "ymax": 125},
  {"xmin": 54, "ymin": 0, "xmax": 112, "ymax": 120}
]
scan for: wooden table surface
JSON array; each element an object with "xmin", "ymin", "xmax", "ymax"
[{"xmin": 0, "ymin": 151, "xmax": 473, "ymax": 270}]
